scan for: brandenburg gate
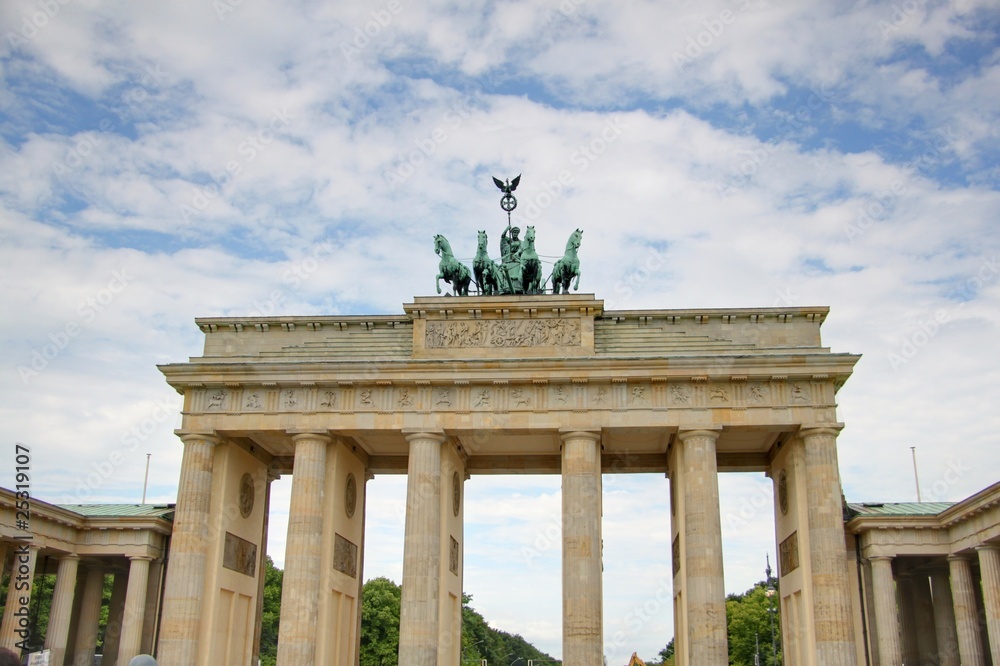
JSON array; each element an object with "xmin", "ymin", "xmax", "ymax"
[{"xmin": 155, "ymin": 293, "xmax": 861, "ymax": 666}]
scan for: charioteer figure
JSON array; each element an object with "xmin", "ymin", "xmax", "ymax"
[{"xmin": 501, "ymin": 226, "xmax": 522, "ymax": 264}]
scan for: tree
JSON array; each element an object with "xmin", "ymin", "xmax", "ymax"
[
  {"xmin": 258, "ymin": 555, "xmax": 283, "ymax": 666},
  {"xmin": 360, "ymin": 577, "xmax": 402, "ymax": 666},
  {"xmin": 726, "ymin": 582, "xmax": 782, "ymax": 666}
]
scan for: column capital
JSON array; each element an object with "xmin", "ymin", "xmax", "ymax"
[
  {"xmin": 948, "ymin": 553, "xmax": 973, "ymax": 563},
  {"xmin": 869, "ymin": 555, "xmax": 895, "ymax": 563},
  {"xmin": 175, "ymin": 430, "xmax": 221, "ymax": 446},
  {"xmin": 402, "ymin": 429, "xmax": 446, "ymax": 444},
  {"xmin": 127, "ymin": 555, "xmax": 154, "ymax": 562},
  {"xmin": 559, "ymin": 429, "xmax": 601, "ymax": 443},
  {"xmin": 975, "ymin": 543, "xmax": 1000, "ymax": 553},
  {"xmin": 57, "ymin": 553, "xmax": 81, "ymax": 562},
  {"xmin": 798, "ymin": 424, "xmax": 845, "ymax": 437},
  {"xmin": 288, "ymin": 430, "xmax": 332, "ymax": 445},
  {"xmin": 677, "ymin": 427, "xmax": 722, "ymax": 442}
]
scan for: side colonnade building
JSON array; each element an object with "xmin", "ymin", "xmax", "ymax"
[{"xmin": 0, "ymin": 492, "xmax": 171, "ymax": 665}]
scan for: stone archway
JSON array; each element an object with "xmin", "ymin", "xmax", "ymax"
[{"xmin": 156, "ymin": 293, "xmax": 861, "ymax": 666}]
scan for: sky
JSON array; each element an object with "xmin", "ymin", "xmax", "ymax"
[{"xmin": 1, "ymin": 0, "xmax": 999, "ymax": 662}]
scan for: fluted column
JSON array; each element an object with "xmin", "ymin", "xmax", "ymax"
[
  {"xmin": 801, "ymin": 426, "xmax": 857, "ymax": 665},
  {"xmin": 977, "ymin": 545, "xmax": 1000, "ymax": 665},
  {"xmin": 911, "ymin": 574, "xmax": 938, "ymax": 664},
  {"xmin": 869, "ymin": 556, "xmax": 902, "ymax": 666},
  {"xmin": 73, "ymin": 567, "xmax": 106, "ymax": 666},
  {"xmin": 949, "ymin": 555, "xmax": 985, "ymax": 666},
  {"xmin": 898, "ymin": 576, "xmax": 920, "ymax": 664},
  {"xmin": 561, "ymin": 430, "xmax": 603, "ymax": 666},
  {"xmin": 0, "ymin": 544, "xmax": 37, "ymax": 652},
  {"xmin": 277, "ymin": 432, "xmax": 331, "ymax": 666},
  {"xmin": 118, "ymin": 556, "xmax": 152, "ymax": 664},
  {"xmin": 104, "ymin": 570, "xmax": 129, "ymax": 666},
  {"xmin": 157, "ymin": 432, "xmax": 219, "ymax": 664},
  {"xmin": 44, "ymin": 554, "xmax": 80, "ymax": 664},
  {"xmin": 930, "ymin": 569, "xmax": 960, "ymax": 666},
  {"xmin": 398, "ymin": 431, "xmax": 445, "ymax": 666},
  {"xmin": 678, "ymin": 429, "xmax": 728, "ymax": 664}
]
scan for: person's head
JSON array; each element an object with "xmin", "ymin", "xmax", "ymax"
[
  {"xmin": 0, "ymin": 647, "xmax": 19, "ymax": 666},
  {"xmin": 511, "ymin": 227, "xmax": 520, "ymax": 238},
  {"xmin": 127, "ymin": 656, "xmax": 158, "ymax": 666}
]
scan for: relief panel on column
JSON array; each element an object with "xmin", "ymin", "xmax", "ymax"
[{"xmin": 333, "ymin": 534, "xmax": 358, "ymax": 579}]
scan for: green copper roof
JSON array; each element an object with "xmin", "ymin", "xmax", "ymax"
[
  {"xmin": 847, "ymin": 501, "xmax": 954, "ymax": 517},
  {"xmin": 56, "ymin": 503, "xmax": 174, "ymax": 520}
]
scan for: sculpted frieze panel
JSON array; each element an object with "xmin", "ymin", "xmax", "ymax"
[
  {"xmin": 425, "ymin": 318, "xmax": 581, "ymax": 349},
  {"xmin": 192, "ymin": 378, "xmax": 836, "ymax": 416}
]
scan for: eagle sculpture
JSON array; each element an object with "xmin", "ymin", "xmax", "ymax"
[{"xmin": 492, "ymin": 174, "xmax": 521, "ymax": 195}]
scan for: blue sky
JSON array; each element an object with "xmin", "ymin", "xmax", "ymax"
[{"xmin": 2, "ymin": 0, "xmax": 1000, "ymax": 662}]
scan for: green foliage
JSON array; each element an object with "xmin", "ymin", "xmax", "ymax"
[
  {"xmin": 258, "ymin": 555, "xmax": 283, "ymax": 666},
  {"xmin": 360, "ymin": 577, "xmax": 402, "ymax": 666},
  {"xmin": 726, "ymin": 581, "xmax": 782, "ymax": 666},
  {"xmin": 460, "ymin": 592, "xmax": 558, "ymax": 665}
]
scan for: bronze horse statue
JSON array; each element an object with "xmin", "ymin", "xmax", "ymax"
[
  {"xmin": 434, "ymin": 234, "xmax": 472, "ymax": 296},
  {"xmin": 546, "ymin": 228, "xmax": 583, "ymax": 294},
  {"xmin": 521, "ymin": 226, "xmax": 542, "ymax": 294},
  {"xmin": 473, "ymin": 230, "xmax": 501, "ymax": 295}
]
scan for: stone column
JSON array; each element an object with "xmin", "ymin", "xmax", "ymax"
[
  {"xmin": 104, "ymin": 569, "xmax": 129, "ymax": 666},
  {"xmin": 44, "ymin": 554, "xmax": 80, "ymax": 665},
  {"xmin": 977, "ymin": 545, "xmax": 1000, "ymax": 665},
  {"xmin": 561, "ymin": 430, "xmax": 603, "ymax": 666},
  {"xmin": 911, "ymin": 574, "xmax": 938, "ymax": 664},
  {"xmin": 0, "ymin": 544, "xmax": 37, "ymax": 652},
  {"xmin": 898, "ymin": 577, "xmax": 920, "ymax": 665},
  {"xmin": 949, "ymin": 555, "xmax": 985, "ymax": 666},
  {"xmin": 277, "ymin": 432, "xmax": 330, "ymax": 666},
  {"xmin": 118, "ymin": 556, "xmax": 152, "ymax": 664},
  {"xmin": 157, "ymin": 432, "xmax": 219, "ymax": 664},
  {"xmin": 73, "ymin": 567, "xmax": 106, "ymax": 666},
  {"xmin": 398, "ymin": 431, "xmax": 445, "ymax": 666},
  {"xmin": 800, "ymin": 426, "xmax": 857, "ymax": 665},
  {"xmin": 869, "ymin": 556, "xmax": 902, "ymax": 666},
  {"xmin": 677, "ymin": 429, "xmax": 728, "ymax": 665},
  {"xmin": 931, "ymin": 569, "xmax": 960, "ymax": 666}
]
